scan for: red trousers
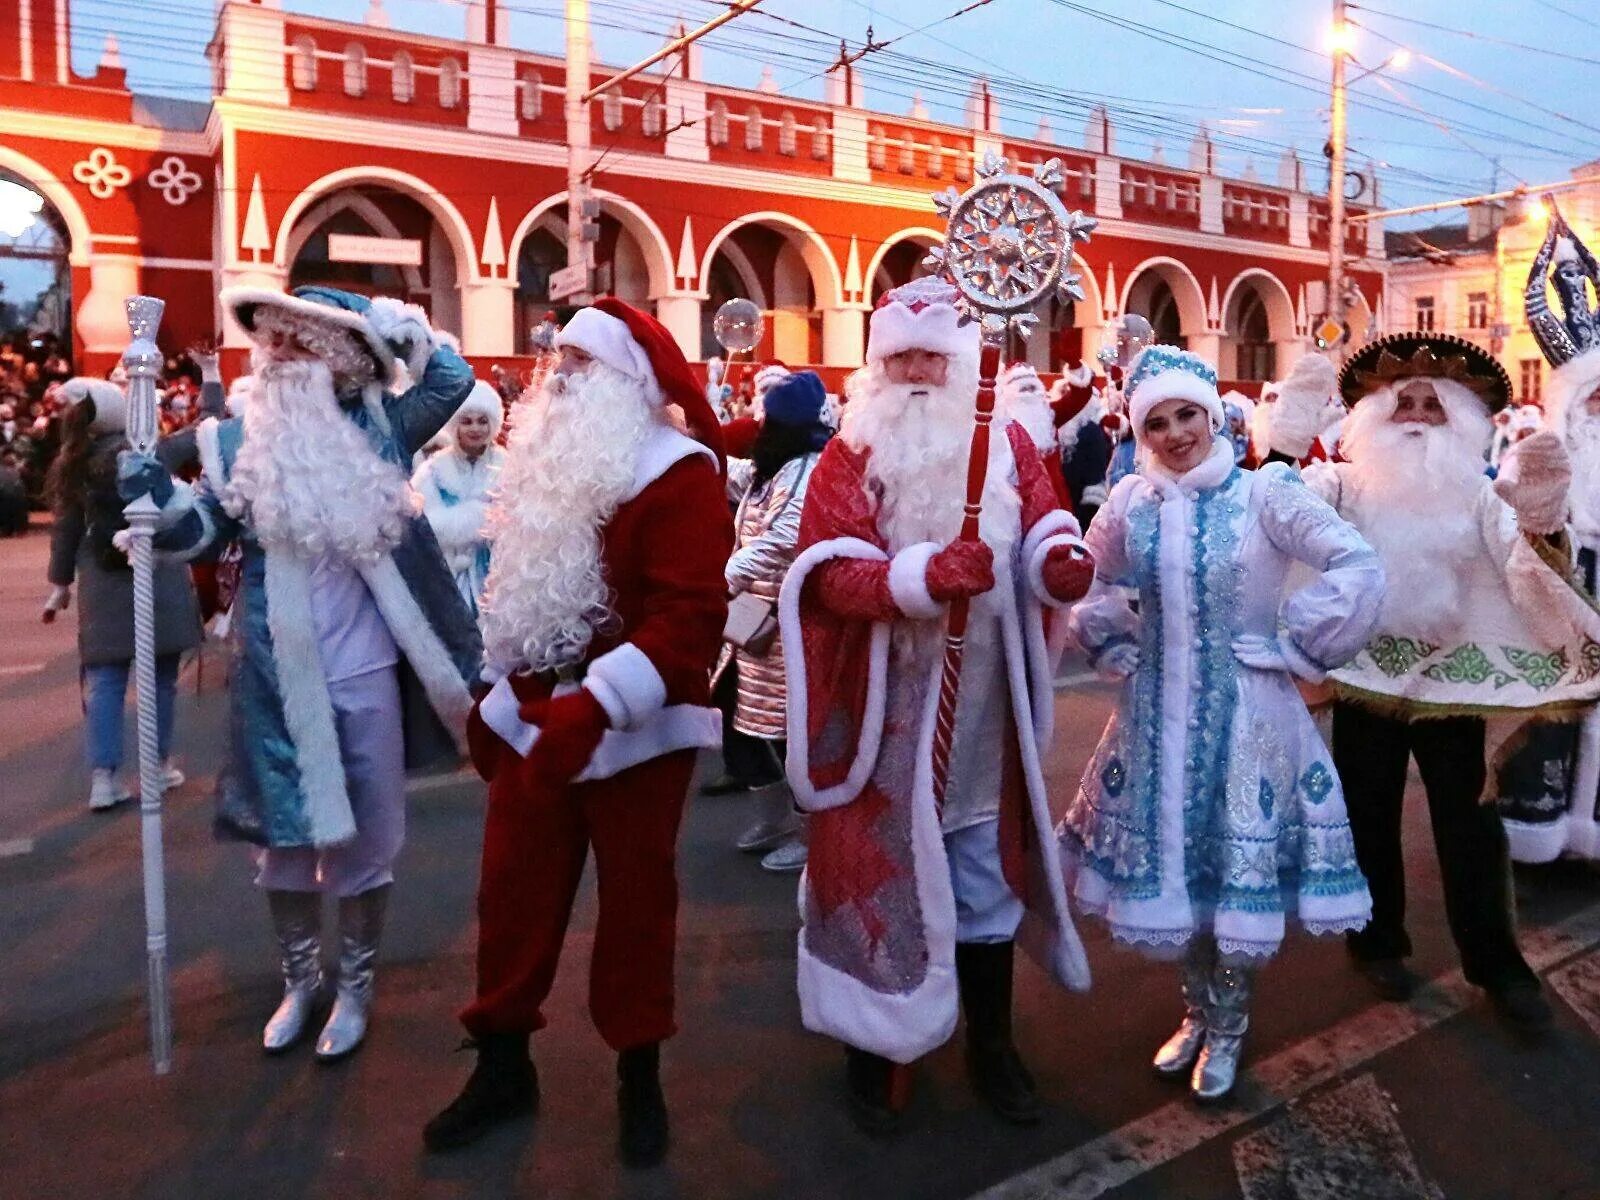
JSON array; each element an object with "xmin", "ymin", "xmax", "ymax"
[{"xmin": 461, "ymin": 749, "xmax": 695, "ymax": 1051}]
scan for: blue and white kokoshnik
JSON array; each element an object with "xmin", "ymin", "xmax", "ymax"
[{"xmin": 1125, "ymin": 345, "xmax": 1224, "ymax": 438}]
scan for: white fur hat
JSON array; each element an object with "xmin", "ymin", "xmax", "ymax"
[
  {"xmin": 1125, "ymin": 345, "xmax": 1223, "ymax": 439},
  {"xmin": 753, "ymin": 363, "xmax": 792, "ymax": 397},
  {"xmin": 1546, "ymin": 347, "xmax": 1600, "ymax": 440},
  {"xmin": 1000, "ymin": 362, "xmax": 1044, "ymax": 397},
  {"xmin": 555, "ymin": 306, "xmax": 656, "ymax": 393},
  {"xmin": 451, "ymin": 379, "xmax": 505, "ymax": 438},
  {"xmin": 61, "ymin": 376, "xmax": 128, "ymax": 435},
  {"xmin": 867, "ymin": 277, "xmax": 978, "ymax": 365}
]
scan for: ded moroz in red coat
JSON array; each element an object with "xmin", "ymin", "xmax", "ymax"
[{"xmin": 779, "ymin": 421, "xmax": 1093, "ymax": 1065}]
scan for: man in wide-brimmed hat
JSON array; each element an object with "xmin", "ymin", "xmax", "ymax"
[
  {"xmin": 1257, "ymin": 332, "xmax": 1600, "ymax": 1029},
  {"xmin": 118, "ymin": 285, "xmax": 482, "ymax": 1062}
]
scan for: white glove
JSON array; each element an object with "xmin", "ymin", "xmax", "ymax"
[
  {"xmin": 1266, "ymin": 354, "xmax": 1341, "ymax": 459},
  {"xmin": 1094, "ymin": 641, "xmax": 1141, "ymax": 682},
  {"xmin": 1494, "ymin": 429, "xmax": 1571, "ymax": 536},
  {"xmin": 1233, "ymin": 634, "xmax": 1290, "ymax": 673},
  {"xmin": 41, "ymin": 584, "xmax": 70, "ymax": 623},
  {"xmin": 366, "ymin": 297, "xmax": 437, "ymax": 379},
  {"xmin": 111, "ymin": 528, "xmax": 134, "ymax": 556}
]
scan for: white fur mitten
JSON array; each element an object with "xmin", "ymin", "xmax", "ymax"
[
  {"xmin": 366, "ymin": 297, "xmax": 437, "ymax": 380},
  {"xmin": 1265, "ymin": 354, "xmax": 1341, "ymax": 459},
  {"xmin": 1495, "ymin": 428, "xmax": 1571, "ymax": 535}
]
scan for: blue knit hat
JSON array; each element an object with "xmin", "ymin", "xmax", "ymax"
[
  {"xmin": 1124, "ymin": 345, "xmax": 1223, "ymax": 439},
  {"xmin": 762, "ymin": 370, "xmax": 828, "ymax": 429}
]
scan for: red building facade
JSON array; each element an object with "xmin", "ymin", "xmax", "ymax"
[{"xmin": 1, "ymin": 0, "xmax": 1386, "ymax": 387}]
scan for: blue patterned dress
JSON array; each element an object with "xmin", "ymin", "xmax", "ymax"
[{"xmin": 1059, "ymin": 437, "xmax": 1382, "ymax": 961}]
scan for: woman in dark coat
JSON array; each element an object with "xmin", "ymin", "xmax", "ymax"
[{"xmin": 43, "ymin": 378, "xmax": 201, "ymax": 811}]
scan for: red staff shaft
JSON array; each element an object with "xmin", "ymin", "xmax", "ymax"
[{"xmin": 929, "ymin": 336, "xmax": 1003, "ymax": 818}]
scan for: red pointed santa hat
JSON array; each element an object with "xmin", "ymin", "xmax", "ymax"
[{"xmin": 556, "ymin": 297, "xmax": 727, "ymax": 473}]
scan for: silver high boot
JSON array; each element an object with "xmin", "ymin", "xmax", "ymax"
[
  {"xmin": 315, "ymin": 883, "xmax": 390, "ymax": 1062},
  {"xmin": 1153, "ymin": 937, "xmax": 1214, "ymax": 1078},
  {"xmin": 1190, "ymin": 960, "xmax": 1254, "ymax": 1103},
  {"xmin": 263, "ymin": 890, "xmax": 323, "ymax": 1053}
]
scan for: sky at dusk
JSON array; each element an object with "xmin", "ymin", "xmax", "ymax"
[{"xmin": 68, "ymin": 0, "xmax": 1600, "ymax": 228}]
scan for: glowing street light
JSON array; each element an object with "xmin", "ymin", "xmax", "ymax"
[{"xmin": 1325, "ymin": 22, "xmax": 1357, "ymax": 56}]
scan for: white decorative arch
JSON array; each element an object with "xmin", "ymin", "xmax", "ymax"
[
  {"xmin": 272, "ymin": 166, "xmax": 478, "ymax": 285},
  {"xmin": 505, "ymin": 190, "xmax": 675, "ymax": 299},
  {"xmin": 698, "ymin": 211, "xmax": 844, "ymax": 309},
  {"xmin": 712, "ymin": 239, "xmax": 766, "ymax": 309},
  {"xmin": 1220, "ymin": 267, "xmax": 1295, "ymax": 342},
  {"xmin": 862, "ymin": 226, "xmax": 943, "ymax": 297},
  {"xmin": 1068, "ymin": 252, "xmax": 1101, "ymax": 326},
  {"xmin": 0, "ymin": 146, "xmax": 91, "ymax": 266},
  {"xmin": 1120, "ymin": 255, "xmax": 1208, "ymax": 336},
  {"xmin": 284, "ymin": 192, "xmax": 424, "ymax": 292}
]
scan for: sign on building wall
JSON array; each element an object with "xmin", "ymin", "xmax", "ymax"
[{"xmin": 327, "ymin": 234, "xmax": 423, "ymax": 266}]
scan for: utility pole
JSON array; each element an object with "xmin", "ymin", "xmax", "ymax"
[
  {"xmin": 564, "ymin": 0, "xmax": 595, "ymax": 306},
  {"xmin": 1326, "ymin": 0, "xmax": 1349, "ymax": 352}
]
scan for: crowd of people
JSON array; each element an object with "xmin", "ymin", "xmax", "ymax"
[{"xmin": 30, "ymin": 201, "xmax": 1600, "ymax": 1171}]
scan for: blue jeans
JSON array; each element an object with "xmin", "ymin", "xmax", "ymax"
[
  {"xmin": 947, "ymin": 818, "xmax": 1025, "ymax": 944},
  {"xmin": 82, "ymin": 655, "xmax": 180, "ymax": 772}
]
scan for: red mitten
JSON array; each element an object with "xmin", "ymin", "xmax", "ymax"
[
  {"xmin": 926, "ymin": 538, "xmax": 995, "ymax": 603},
  {"xmin": 1040, "ymin": 542, "xmax": 1094, "ymax": 602},
  {"xmin": 522, "ymin": 688, "xmax": 610, "ymax": 785}
]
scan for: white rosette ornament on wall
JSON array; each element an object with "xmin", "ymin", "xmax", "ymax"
[{"xmin": 920, "ymin": 153, "xmax": 1097, "ymax": 812}]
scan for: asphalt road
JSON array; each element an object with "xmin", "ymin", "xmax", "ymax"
[{"xmin": 2, "ymin": 517, "xmax": 1599, "ymax": 1200}]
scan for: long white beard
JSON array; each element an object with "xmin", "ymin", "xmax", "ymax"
[
  {"xmin": 223, "ymin": 357, "xmax": 414, "ymax": 566},
  {"xmin": 479, "ymin": 363, "xmax": 658, "ymax": 676},
  {"xmin": 1567, "ymin": 414, "xmax": 1600, "ymax": 541},
  {"xmin": 1340, "ymin": 386, "xmax": 1490, "ymax": 642},
  {"xmin": 841, "ymin": 358, "xmax": 1019, "ymax": 553},
  {"xmin": 1000, "ymin": 385, "xmax": 1055, "ymax": 453}
]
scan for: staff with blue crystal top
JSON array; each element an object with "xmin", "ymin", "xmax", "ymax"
[
  {"xmin": 1059, "ymin": 343, "xmax": 1384, "ymax": 1103},
  {"xmin": 117, "ymin": 285, "xmax": 482, "ymax": 1062},
  {"xmin": 1256, "ymin": 331, "xmax": 1600, "ymax": 1031}
]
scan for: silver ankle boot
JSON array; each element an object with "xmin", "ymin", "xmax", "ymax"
[
  {"xmin": 263, "ymin": 890, "xmax": 323, "ymax": 1054},
  {"xmin": 316, "ymin": 883, "xmax": 390, "ymax": 1062},
  {"xmin": 1190, "ymin": 960, "xmax": 1254, "ymax": 1103},
  {"xmin": 1153, "ymin": 938, "xmax": 1214, "ymax": 1078}
]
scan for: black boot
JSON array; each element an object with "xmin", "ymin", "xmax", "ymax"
[
  {"xmin": 956, "ymin": 941, "xmax": 1041, "ymax": 1124},
  {"xmin": 617, "ymin": 1043, "xmax": 669, "ymax": 1168},
  {"xmin": 422, "ymin": 1033, "xmax": 538, "ymax": 1153},
  {"xmin": 844, "ymin": 1046, "xmax": 904, "ymax": 1136}
]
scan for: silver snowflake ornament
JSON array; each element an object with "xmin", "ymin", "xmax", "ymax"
[{"xmin": 928, "ymin": 157, "xmax": 1097, "ymax": 340}]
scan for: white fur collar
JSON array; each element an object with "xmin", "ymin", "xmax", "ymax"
[
  {"xmin": 628, "ymin": 424, "xmax": 717, "ymax": 501},
  {"xmin": 425, "ymin": 444, "xmax": 504, "ymax": 496},
  {"xmin": 1142, "ymin": 434, "xmax": 1235, "ymax": 498}
]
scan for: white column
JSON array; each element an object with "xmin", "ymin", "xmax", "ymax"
[
  {"xmin": 1187, "ymin": 330, "xmax": 1221, "ymax": 366},
  {"xmin": 1275, "ymin": 338, "xmax": 1305, "ymax": 377},
  {"xmin": 654, "ymin": 292, "xmax": 704, "ymax": 361},
  {"xmin": 1199, "ymin": 177, "xmax": 1224, "ymax": 235},
  {"xmin": 76, "ymin": 254, "xmax": 141, "ymax": 365},
  {"xmin": 459, "ymin": 278, "xmax": 515, "ymax": 356},
  {"xmin": 821, "ymin": 304, "xmax": 867, "ymax": 368},
  {"xmin": 1094, "ymin": 158, "xmax": 1122, "ymax": 221},
  {"xmin": 772, "ymin": 308, "xmax": 809, "ymax": 365}
]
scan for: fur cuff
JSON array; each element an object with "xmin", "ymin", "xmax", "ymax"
[
  {"xmin": 887, "ymin": 542, "xmax": 943, "ymax": 619},
  {"xmin": 1027, "ymin": 534, "xmax": 1090, "ymax": 609},
  {"xmin": 366, "ymin": 296, "xmax": 436, "ymax": 380},
  {"xmin": 585, "ymin": 642, "xmax": 669, "ymax": 730}
]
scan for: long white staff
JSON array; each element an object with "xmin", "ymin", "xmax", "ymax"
[{"xmin": 121, "ymin": 295, "xmax": 174, "ymax": 1074}]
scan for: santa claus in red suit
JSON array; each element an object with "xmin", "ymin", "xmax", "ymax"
[
  {"xmin": 779, "ymin": 278, "xmax": 1095, "ymax": 1133},
  {"xmin": 998, "ymin": 361, "xmax": 1073, "ymax": 508},
  {"xmin": 424, "ymin": 299, "xmax": 732, "ymax": 1166}
]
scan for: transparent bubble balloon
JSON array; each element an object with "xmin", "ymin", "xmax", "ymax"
[
  {"xmin": 713, "ymin": 298, "xmax": 764, "ymax": 354},
  {"xmin": 1114, "ymin": 313, "xmax": 1156, "ymax": 372}
]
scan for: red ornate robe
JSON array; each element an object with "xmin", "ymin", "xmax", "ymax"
[{"xmin": 779, "ymin": 422, "xmax": 1092, "ymax": 1063}]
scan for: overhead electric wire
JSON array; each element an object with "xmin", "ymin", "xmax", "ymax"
[{"xmin": 1348, "ymin": 5, "xmax": 1600, "ymax": 68}]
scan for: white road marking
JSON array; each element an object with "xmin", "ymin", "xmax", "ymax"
[
  {"xmin": 969, "ymin": 900, "xmax": 1600, "ymax": 1200},
  {"xmin": 0, "ymin": 663, "xmax": 45, "ymax": 678},
  {"xmin": 404, "ymin": 768, "xmax": 481, "ymax": 797},
  {"xmin": 1548, "ymin": 944, "xmax": 1600, "ymax": 1040},
  {"xmin": 1233, "ymin": 1073, "xmax": 1441, "ymax": 1200},
  {"xmin": 0, "ymin": 838, "xmax": 36, "ymax": 858}
]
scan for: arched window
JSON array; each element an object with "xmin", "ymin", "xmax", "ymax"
[
  {"xmin": 342, "ymin": 43, "xmax": 366, "ymax": 97},
  {"xmin": 291, "ymin": 36, "xmax": 317, "ymax": 91},
  {"xmin": 810, "ymin": 120, "xmax": 830, "ymax": 161},
  {"xmin": 391, "ymin": 50, "xmax": 414, "ymax": 103},
  {"xmin": 708, "ymin": 100, "xmax": 729, "ymax": 147},
  {"xmin": 518, "ymin": 69, "xmax": 541, "ymax": 119},
  {"xmin": 868, "ymin": 125, "xmax": 887, "ymax": 171},
  {"xmin": 778, "ymin": 111, "xmax": 797, "ymax": 156},
  {"xmin": 744, "ymin": 106, "xmax": 764, "ymax": 151},
  {"xmin": 602, "ymin": 90, "xmax": 623, "ymax": 132},
  {"xmin": 438, "ymin": 57, "xmax": 461, "ymax": 109},
  {"xmin": 898, "ymin": 138, "xmax": 916, "ymax": 175},
  {"xmin": 642, "ymin": 93, "xmax": 665, "ymax": 137}
]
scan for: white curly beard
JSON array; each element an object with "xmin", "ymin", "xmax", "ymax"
[
  {"xmin": 841, "ymin": 356, "xmax": 1019, "ymax": 553},
  {"xmin": 223, "ymin": 357, "xmax": 414, "ymax": 566},
  {"xmin": 479, "ymin": 362, "xmax": 658, "ymax": 677},
  {"xmin": 1339, "ymin": 381, "xmax": 1491, "ymax": 642}
]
